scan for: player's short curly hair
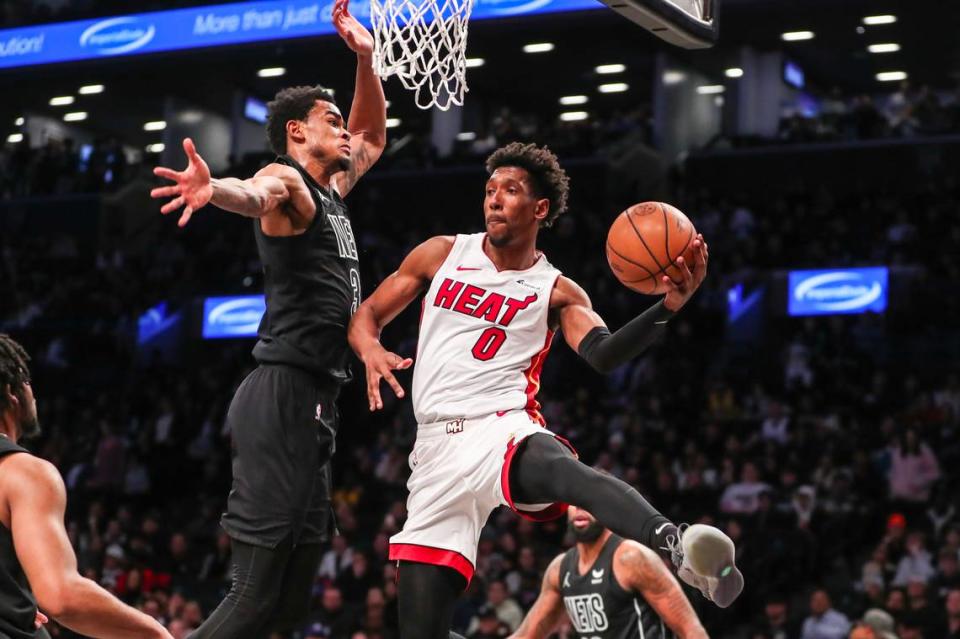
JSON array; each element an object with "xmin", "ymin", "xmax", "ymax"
[
  {"xmin": 266, "ymin": 85, "xmax": 338, "ymax": 155},
  {"xmin": 0, "ymin": 334, "xmax": 30, "ymax": 413},
  {"xmin": 485, "ymin": 142, "xmax": 570, "ymax": 228}
]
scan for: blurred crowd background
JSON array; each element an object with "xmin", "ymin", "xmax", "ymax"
[{"xmin": 2, "ymin": 1, "xmax": 959, "ymax": 638}]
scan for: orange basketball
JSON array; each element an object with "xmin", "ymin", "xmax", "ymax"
[{"xmin": 606, "ymin": 202, "xmax": 698, "ymax": 295}]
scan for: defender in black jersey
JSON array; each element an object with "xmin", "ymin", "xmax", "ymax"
[
  {"xmin": 0, "ymin": 335, "xmax": 171, "ymax": 639},
  {"xmin": 512, "ymin": 506, "xmax": 707, "ymax": 639},
  {"xmin": 151, "ymin": 1, "xmax": 385, "ymax": 636}
]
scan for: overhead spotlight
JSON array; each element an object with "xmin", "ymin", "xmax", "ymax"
[
  {"xmin": 386, "ymin": 118, "xmax": 401, "ymax": 128},
  {"xmin": 14, "ymin": 117, "xmax": 24, "ymax": 126},
  {"xmin": 79, "ymin": 84, "xmax": 104, "ymax": 94},
  {"xmin": 456, "ymin": 131, "xmax": 476, "ymax": 141},
  {"xmin": 876, "ymin": 71, "xmax": 908, "ymax": 82},
  {"xmin": 856, "ymin": 26, "xmax": 866, "ymax": 34},
  {"xmin": 595, "ymin": 64, "xmax": 626, "ymax": 74},
  {"xmin": 781, "ymin": 31, "xmax": 814, "ymax": 41},
  {"xmin": 559, "ymin": 111, "xmax": 588, "ymax": 122},
  {"xmin": 63, "ymin": 112, "xmax": 87, "ymax": 122},
  {"xmin": 7, "ymin": 133, "xmax": 23, "ymax": 143},
  {"xmin": 696, "ymin": 85, "xmax": 725, "ymax": 95},
  {"xmin": 598, "ymin": 83, "xmax": 629, "ymax": 93},
  {"xmin": 465, "ymin": 58, "xmax": 485, "ymax": 68},
  {"xmin": 49, "ymin": 96, "xmax": 75, "ymax": 106},
  {"xmin": 863, "ymin": 15, "xmax": 896, "ymax": 25},
  {"xmin": 725, "ymin": 67, "xmax": 743, "ymax": 78},
  {"xmin": 662, "ymin": 70, "xmax": 686, "ymax": 85},
  {"xmin": 257, "ymin": 67, "xmax": 286, "ymax": 77},
  {"xmin": 868, "ymin": 43, "xmax": 900, "ymax": 53},
  {"xmin": 523, "ymin": 42, "xmax": 554, "ymax": 53},
  {"xmin": 559, "ymin": 95, "xmax": 588, "ymax": 105},
  {"xmin": 143, "ymin": 121, "xmax": 167, "ymax": 131},
  {"xmin": 145, "ymin": 143, "xmax": 165, "ymax": 153}
]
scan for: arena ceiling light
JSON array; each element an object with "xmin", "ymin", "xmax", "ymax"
[
  {"xmin": 696, "ymin": 85, "xmax": 725, "ymax": 94},
  {"xmin": 456, "ymin": 131, "xmax": 476, "ymax": 141},
  {"xmin": 662, "ymin": 70, "xmax": 686, "ymax": 85},
  {"xmin": 725, "ymin": 68, "xmax": 744, "ymax": 78},
  {"xmin": 14, "ymin": 117, "xmax": 24, "ymax": 126},
  {"xmin": 465, "ymin": 58, "xmax": 485, "ymax": 68},
  {"xmin": 523, "ymin": 42, "xmax": 554, "ymax": 53},
  {"xmin": 595, "ymin": 64, "xmax": 626, "ymax": 74},
  {"xmin": 598, "ymin": 83, "xmax": 629, "ymax": 93},
  {"xmin": 144, "ymin": 121, "xmax": 167, "ymax": 131},
  {"xmin": 868, "ymin": 43, "xmax": 901, "ymax": 53},
  {"xmin": 257, "ymin": 67, "xmax": 286, "ymax": 78},
  {"xmin": 146, "ymin": 143, "xmax": 165, "ymax": 153},
  {"xmin": 559, "ymin": 95, "xmax": 588, "ymax": 105},
  {"xmin": 49, "ymin": 96, "xmax": 75, "ymax": 106},
  {"xmin": 863, "ymin": 15, "xmax": 896, "ymax": 25},
  {"xmin": 781, "ymin": 31, "xmax": 814, "ymax": 41},
  {"xmin": 559, "ymin": 111, "xmax": 589, "ymax": 122},
  {"xmin": 63, "ymin": 112, "xmax": 87, "ymax": 122},
  {"xmin": 876, "ymin": 71, "xmax": 908, "ymax": 82},
  {"xmin": 79, "ymin": 84, "xmax": 104, "ymax": 95},
  {"xmin": 7, "ymin": 133, "xmax": 23, "ymax": 143},
  {"xmin": 386, "ymin": 118, "xmax": 401, "ymax": 128}
]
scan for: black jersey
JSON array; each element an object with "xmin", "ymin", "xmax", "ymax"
[
  {"xmin": 0, "ymin": 437, "xmax": 38, "ymax": 639},
  {"xmin": 559, "ymin": 535, "xmax": 673, "ymax": 639},
  {"xmin": 251, "ymin": 155, "xmax": 362, "ymax": 382}
]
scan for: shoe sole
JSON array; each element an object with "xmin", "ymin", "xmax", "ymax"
[{"xmin": 682, "ymin": 524, "xmax": 744, "ymax": 608}]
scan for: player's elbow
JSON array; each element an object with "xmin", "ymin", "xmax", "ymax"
[{"xmin": 34, "ymin": 575, "xmax": 81, "ymax": 618}]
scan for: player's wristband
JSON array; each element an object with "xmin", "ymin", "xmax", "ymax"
[{"xmin": 577, "ymin": 300, "xmax": 674, "ymax": 373}]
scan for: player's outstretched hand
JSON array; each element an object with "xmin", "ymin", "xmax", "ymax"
[
  {"xmin": 361, "ymin": 343, "xmax": 413, "ymax": 411},
  {"xmin": 333, "ymin": 0, "xmax": 374, "ymax": 57},
  {"xmin": 662, "ymin": 233, "xmax": 709, "ymax": 312},
  {"xmin": 151, "ymin": 138, "xmax": 213, "ymax": 227}
]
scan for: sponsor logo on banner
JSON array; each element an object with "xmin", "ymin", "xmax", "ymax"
[
  {"xmin": 0, "ymin": 33, "xmax": 44, "ymax": 58},
  {"xmin": 202, "ymin": 295, "xmax": 266, "ymax": 338},
  {"xmin": 479, "ymin": 0, "xmax": 553, "ymax": 16},
  {"xmin": 80, "ymin": 17, "xmax": 156, "ymax": 55},
  {"xmin": 788, "ymin": 267, "xmax": 888, "ymax": 316}
]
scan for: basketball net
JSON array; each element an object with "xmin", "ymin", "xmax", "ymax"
[{"xmin": 370, "ymin": 0, "xmax": 474, "ymax": 111}]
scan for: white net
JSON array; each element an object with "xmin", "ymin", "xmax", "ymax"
[{"xmin": 370, "ymin": 0, "xmax": 475, "ymax": 111}]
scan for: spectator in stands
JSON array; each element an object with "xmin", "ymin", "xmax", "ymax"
[{"xmin": 801, "ymin": 589, "xmax": 851, "ymax": 639}]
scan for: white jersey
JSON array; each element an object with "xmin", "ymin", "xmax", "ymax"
[{"xmin": 412, "ymin": 233, "xmax": 562, "ymax": 424}]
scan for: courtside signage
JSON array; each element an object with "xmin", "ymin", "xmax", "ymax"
[
  {"xmin": 787, "ymin": 267, "xmax": 888, "ymax": 316},
  {"xmin": 0, "ymin": 0, "xmax": 600, "ymax": 69},
  {"xmin": 202, "ymin": 295, "xmax": 266, "ymax": 339}
]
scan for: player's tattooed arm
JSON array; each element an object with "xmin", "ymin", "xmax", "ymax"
[
  {"xmin": 349, "ymin": 235, "xmax": 454, "ymax": 410},
  {"xmin": 510, "ymin": 554, "xmax": 566, "ymax": 639},
  {"xmin": 152, "ymin": 139, "xmax": 313, "ymax": 228},
  {"xmin": 615, "ymin": 542, "xmax": 708, "ymax": 639},
  {"xmin": 332, "ymin": 0, "xmax": 386, "ymax": 197}
]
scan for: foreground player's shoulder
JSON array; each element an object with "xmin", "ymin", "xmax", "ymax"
[
  {"xmin": 402, "ymin": 235, "xmax": 456, "ymax": 279},
  {"xmin": 254, "ymin": 161, "xmax": 302, "ymax": 182},
  {"xmin": 543, "ymin": 552, "xmax": 565, "ymax": 590},
  {"xmin": 613, "ymin": 539, "xmax": 670, "ymax": 592},
  {"xmin": 3, "ymin": 453, "xmax": 66, "ymax": 506},
  {"xmin": 549, "ymin": 275, "xmax": 593, "ymax": 309}
]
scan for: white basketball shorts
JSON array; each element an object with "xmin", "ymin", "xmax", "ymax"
[{"xmin": 388, "ymin": 409, "xmax": 576, "ymax": 583}]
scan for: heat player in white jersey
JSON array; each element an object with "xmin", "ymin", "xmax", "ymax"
[{"xmin": 349, "ymin": 143, "xmax": 743, "ymax": 639}]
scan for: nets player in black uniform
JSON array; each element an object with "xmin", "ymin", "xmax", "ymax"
[
  {"xmin": 512, "ymin": 505, "xmax": 707, "ymax": 639},
  {"xmin": 0, "ymin": 335, "xmax": 172, "ymax": 639},
  {"xmin": 150, "ymin": 1, "xmax": 384, "ymax": 636}
]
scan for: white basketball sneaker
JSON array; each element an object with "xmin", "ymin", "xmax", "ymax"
[{"xmin": 664, "ymin": 524, "xmax": 744, "ymax": 608}]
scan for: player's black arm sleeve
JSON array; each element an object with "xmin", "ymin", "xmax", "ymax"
[{"xmin": 577, "ymin": 300, "xmax": 674, "ymax": 373}]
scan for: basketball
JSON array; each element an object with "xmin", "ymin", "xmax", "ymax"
[{"xmin": 606, "ymin": 202, "xmax": 698, "ymax": 294}]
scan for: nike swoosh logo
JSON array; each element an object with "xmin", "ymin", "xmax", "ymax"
[
  {"xmin": 456, "ymin": 266, "xmax": 482, "ymax": 271},
  {"xmin": 655, "ymin": 523, "xmax": 670, "ymax": 535},
  {"xmin": 496, "ymin": 410, "xmax": 509, "ymax": 417},
  {"xmin": 654, "ymin": 320, "xmax": 669, "ymax": 325}
]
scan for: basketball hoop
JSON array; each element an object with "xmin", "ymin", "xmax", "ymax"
[{"xmin": 370, "ymin": 0, "xmax": 474, "ymax": 111}]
